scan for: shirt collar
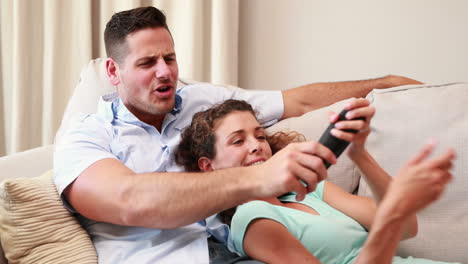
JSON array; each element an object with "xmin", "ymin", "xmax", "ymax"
[
  {"xmin": 97, "ymin": 92, "xmax": 117, "ymax": 123},
  {"xmin": 171, "ymin": 93, "xmax": 183, "ymax": 115},
  {"xmin": 96, "ymin": 91, "xmax": 184, "ymax": 123}
]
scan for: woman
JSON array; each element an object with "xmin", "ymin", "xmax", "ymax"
[{"xmin": 175, "ymin": 99, "xmax": 457, "ymax": 264}]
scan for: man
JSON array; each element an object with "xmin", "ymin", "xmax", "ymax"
[{"xmin": 54, "ymin": 6, "xmax": 423, "ymax": 264}]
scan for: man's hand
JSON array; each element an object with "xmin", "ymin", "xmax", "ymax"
[
  {"xmin": 281, "ymin": 75, "xmax": 423, "ymax": 120},
  {"xmin": 386, "ymin": 141, "xmax": 455, "ymax": 216},
  {"xmin": 251, "ymin": 141, "xmax": 337, "ymax": 201},
  {"xmin": 376, "ymin": 75, "xmax": 424, "ymax": 89}
]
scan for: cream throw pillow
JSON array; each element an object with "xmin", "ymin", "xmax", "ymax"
[{"xmin": 0, "ymin": 170, "xmax": 97, "ymax": 264}]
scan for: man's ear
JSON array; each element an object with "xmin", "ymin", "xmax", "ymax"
[
  {"xmin": 198, "ymin": 157, "xmax": 214, "ymax": 172},
  {"xmin": 106, "ymin": 58, "xmax": 121, "ymax": 86}
]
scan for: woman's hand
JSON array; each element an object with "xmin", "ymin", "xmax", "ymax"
[
  {"xmin": 327, "ymin": 98, "xmax": 375, "ymax": 156},
  {"xmin": 386, "ymin": 141, "xmax": 455, "ymax": 216}
]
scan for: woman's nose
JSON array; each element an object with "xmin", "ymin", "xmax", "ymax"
[{"xmin": 249, "ymin": 140, "xmax": 260, "ymax": 154}]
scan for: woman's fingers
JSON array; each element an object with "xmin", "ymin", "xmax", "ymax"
[
  {"xmin": 423, "ymin": 148, "xmax": 456, "ymax": 170},
  {"xmin": 344, "ymin": 98, "xmax": 371, "ymax": 110},
  {"xmin": 328, "ymin": 111, "xmax": 339, "ymax": 123},
  {"xmin": 333, "ymin": 119, "xmax": 368, "ymax": 132},
  {"xmin": 344, "ymin": 105, "xmax": 375, "ymax": 121},
  {"xmin": 406, "ymin": 141, "xmax": 437, "ymax": 166}
]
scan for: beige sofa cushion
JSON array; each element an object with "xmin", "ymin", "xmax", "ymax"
[
  {"xmin": 358, "ymin": 82, "xmax": 468, "ymax": 263},
  {"xmin": 0, "ymin": 145, "xmax": 53, "ymax": 183},
  {"xmin": 0, "ymin": 170, "xmax": 97, "ymax": 264},
  {"xmin": 267, "ymin": 98, "xmax": 360, "ymax": 193}
]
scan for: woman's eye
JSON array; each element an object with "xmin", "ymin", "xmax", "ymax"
[
  {"xmin": 257, "ymin": 135, "xmax": 266, "ymax": 140},
  {"xmin": 232, "ymin": 139, "xmax": 244, "ymax": 145}
]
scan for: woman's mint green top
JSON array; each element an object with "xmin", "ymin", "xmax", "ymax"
[{"xmin": 227, "ymin": 181, "xmax": 459, "ymax": 264}]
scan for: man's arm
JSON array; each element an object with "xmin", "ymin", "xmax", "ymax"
[
  {"xmin": 281, "ymin": 75, "xmax": 423, "ymax": 118},
  {"xmin": 65, "ymin": 159, "xmax": 255, "ymax": 229},
  {"xmin": 64, "ymin": 141, "xmax": 337, "ymax": 229}
]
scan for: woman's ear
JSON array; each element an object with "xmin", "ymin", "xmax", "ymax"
[{"xmin": 198, "ymin": 157, "xmax": 214, "ymax": 172}]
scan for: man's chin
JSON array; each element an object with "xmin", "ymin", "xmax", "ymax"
[{"xmin": 150, "ymin": 103, "xmax": 175, "ymax": 115}]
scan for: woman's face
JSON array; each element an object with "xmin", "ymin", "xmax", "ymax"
[{"xmin": 199, "ymin": 111, "xmax": 273, "ymax": 171}]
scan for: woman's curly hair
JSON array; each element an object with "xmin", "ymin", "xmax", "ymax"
[{"xmin": 175, "ymin": 99, "xmax": 305, "ymax": 172}]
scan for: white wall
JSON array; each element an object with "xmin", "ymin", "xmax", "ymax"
[{"xmin": 239, "ymin": 0, "xmax": 468, "ymax": 90}]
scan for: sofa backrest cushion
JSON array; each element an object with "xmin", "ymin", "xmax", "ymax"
[{"xmin": 358, "ymin": 82, "xmax": 468, "ymax": 263}]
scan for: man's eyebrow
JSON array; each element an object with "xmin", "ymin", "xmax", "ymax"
[
  {"xmin": 135, "ymin": 56, "xmax": 156, "ymax": 63},
  {"xmin": 136, "ymin": 53, "xmax": 176, "ymax": 63}
]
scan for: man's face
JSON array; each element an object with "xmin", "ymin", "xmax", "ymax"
[{"xmin": 116, "ymin": 27, "xmax": 179, "ymax": 123}]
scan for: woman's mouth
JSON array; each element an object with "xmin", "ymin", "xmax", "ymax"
[{"xmin": 247, "ymin": 160, "xmax": 265, "ymax": 166}]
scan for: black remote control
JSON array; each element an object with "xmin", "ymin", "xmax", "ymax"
[{"xmin": 318, "ymin": 109, "xmax": 365, "ymax": 168}]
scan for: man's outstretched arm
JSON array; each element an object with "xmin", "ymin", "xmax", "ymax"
[
  {"xmin": 64, "ymin": 141, "xmax": 336, "ymax": 229},
  {"xmin": 281, "ymin": 75, "xmax": 423, "ymax": 119}
]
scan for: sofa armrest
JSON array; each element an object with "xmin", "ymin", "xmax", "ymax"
[{"xmin": 0, "ymin": 145, "xmax": 53, "ymax": 182}]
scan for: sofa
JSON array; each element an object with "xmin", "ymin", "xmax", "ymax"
[{"xmin": 0, "ymin": 58, "xmax": 466, "ymax": 263}]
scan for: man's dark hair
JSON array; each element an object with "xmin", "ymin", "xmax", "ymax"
[{"xmin": 104, "ymin": 6, "xmax": 171, "ymax": 63}]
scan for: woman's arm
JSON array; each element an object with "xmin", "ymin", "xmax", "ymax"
[
  {"xmin": 324, "ymin": 98, "xmax": 416, "ymax": 239},
  {"xmin": 323, "ymin": 181, "xmax": 376, "ymax": 232},
  {"xmin": 354, "ymin": 143, "xmax": 455, "ymax": 263},
  {"xmin": 241, "ymin": 144, "xmax": 453, "ymax": 264},
  {"xmin": 323, "ymin": 159, "xmax": 417, "ymax": 240},
  {"xmin": 353, "ymin": 197, "xmax": 407, "ymax": 264},
  {"xmin": 350, "ymin": 149, "xmax": 417, "ymax": 239},
  {"xmin": 243, "ymin": 218, "xmax": 321, "ymax": 264}
]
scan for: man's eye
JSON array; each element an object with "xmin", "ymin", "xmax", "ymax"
[
  {"xmin": 139, "ymin": 60, "xmax": 154, "ymax": 67},
  {"xmin": 163, "ymin": 55, "xmax": 176, "ymax": 63}
]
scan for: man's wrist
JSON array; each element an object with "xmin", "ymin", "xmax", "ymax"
[
  {"xmin": 373, "ymin": 75, "xmax": 397, "ymax": 89},
  {"xmin": 375, "ymin": 74, "xmax": 423, "ymax": 89},
  {"xmin": 234, "ymin": 166, "xmax": 263, "ymax": 202}
]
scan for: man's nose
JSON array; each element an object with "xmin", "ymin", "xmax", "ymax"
[{"xmin": 155, "ymin": 60, "xmax": 170, "ymax": 80}]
